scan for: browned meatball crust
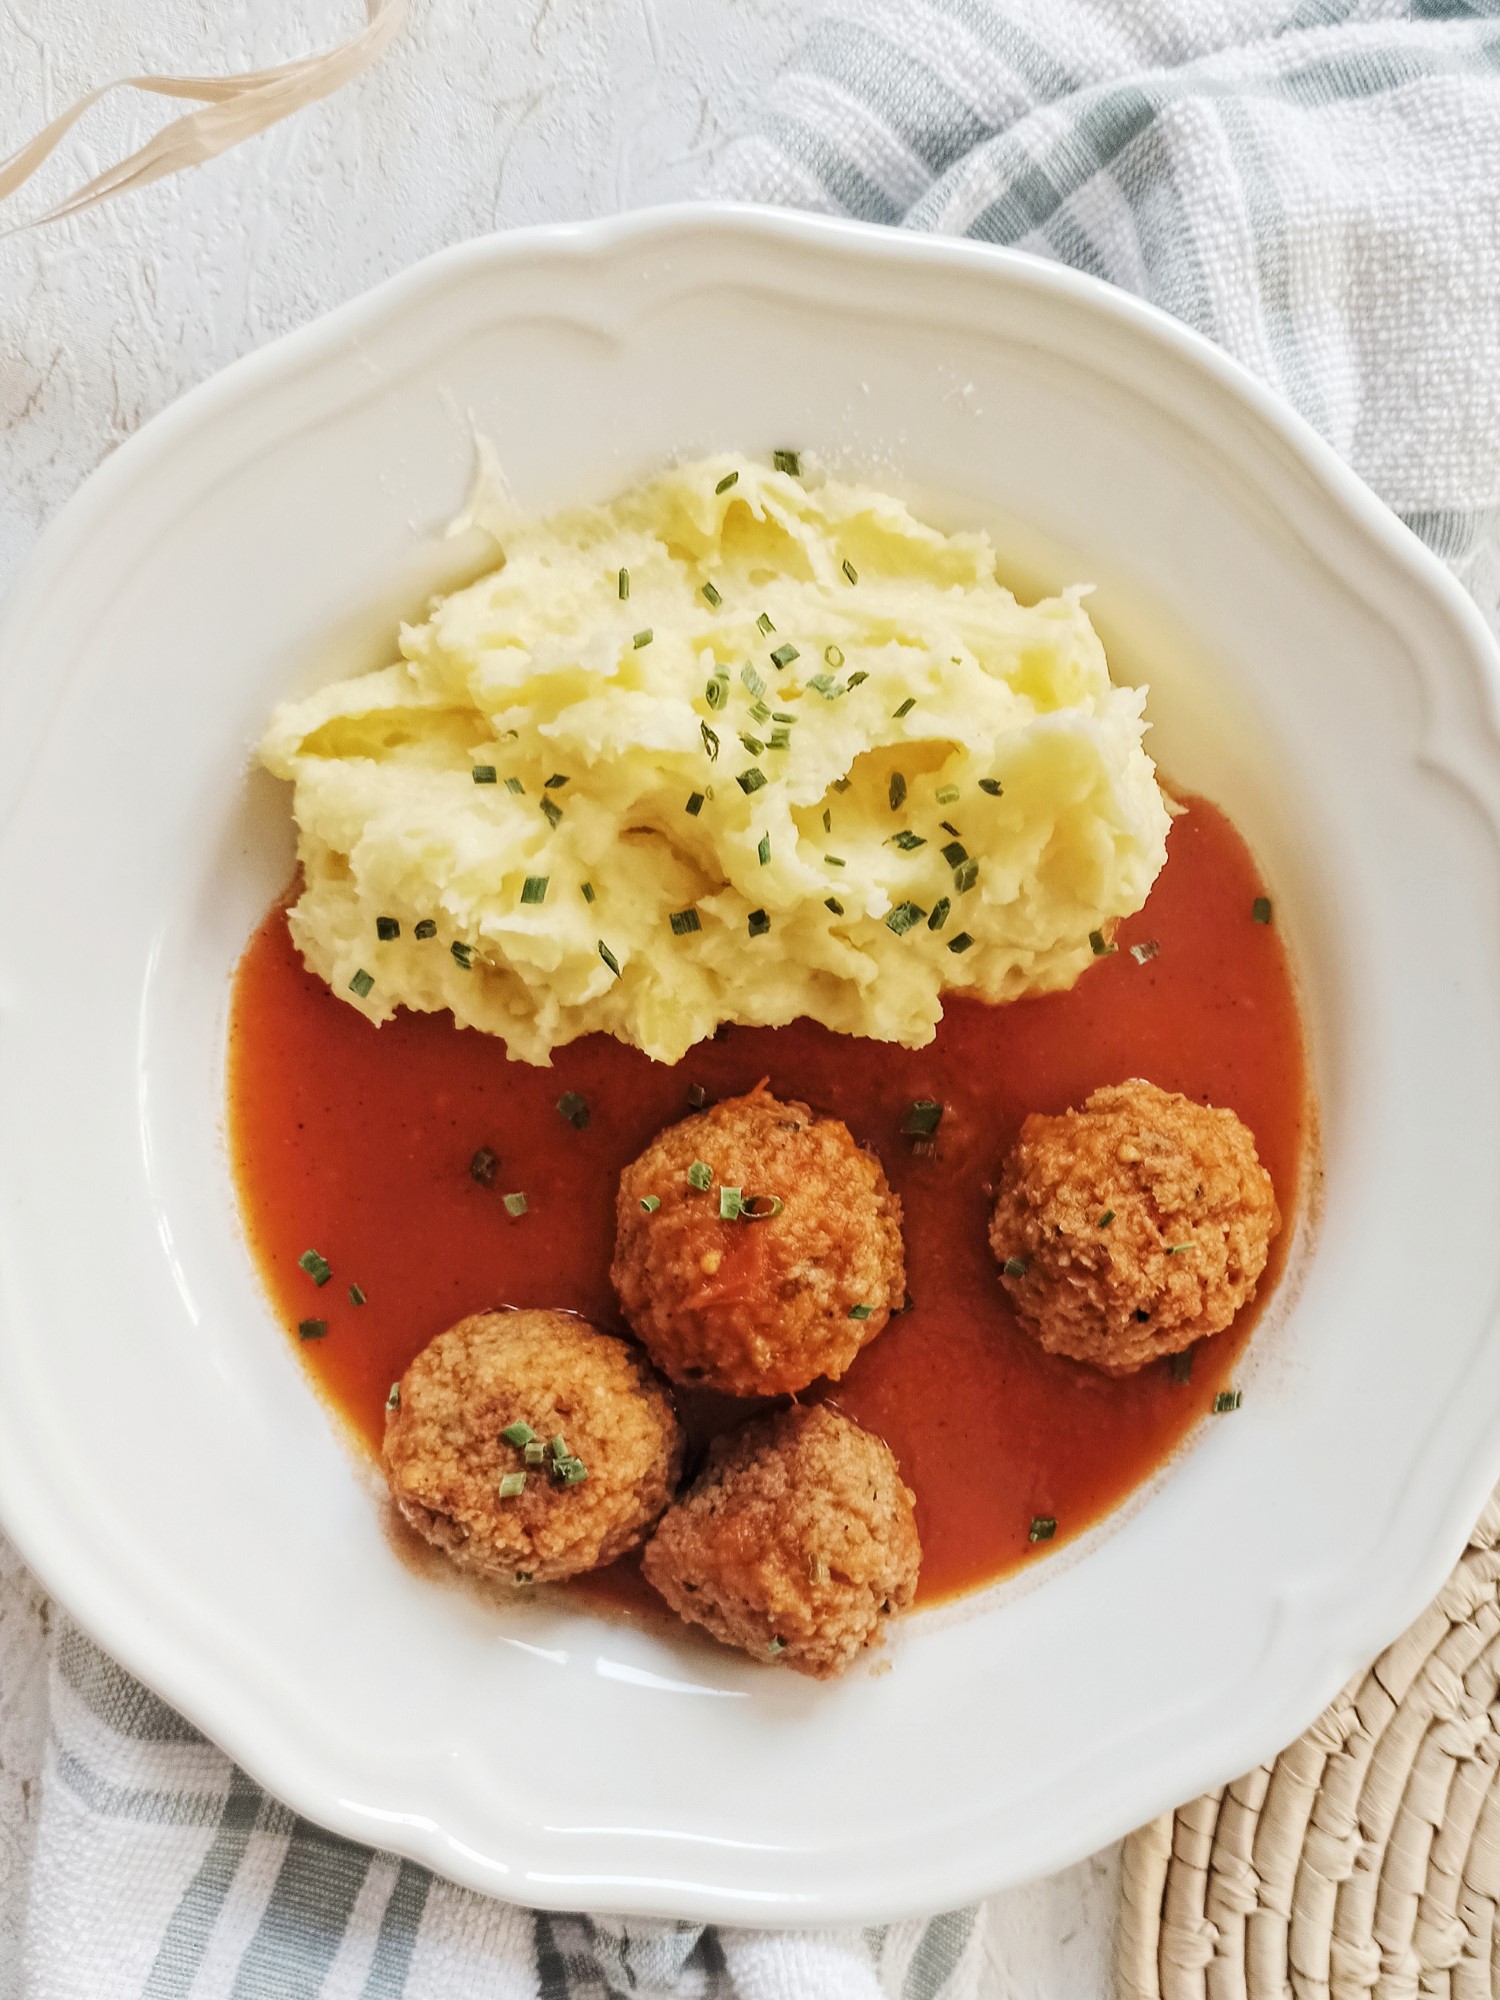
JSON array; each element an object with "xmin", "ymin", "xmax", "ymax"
[
  {"xmin": 612, "ymin": 1087, "xmax": 905, "ymax": 1397},
  {"xmin": 382, "ymin": 1308, "xmax": 682, "ymax": 1584},
  {"xmin": 642, "ymin": 1405, "xmax": 920, "ymax": 1679},
  {"xmin": 989, "ymin": 1079, "xmax": 1280, "ymax": 1375}
]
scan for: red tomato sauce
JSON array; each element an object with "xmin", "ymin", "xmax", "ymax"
[{"xmin": 227, "ymin": 796, "xmax": 1309, "ymax": 1607}]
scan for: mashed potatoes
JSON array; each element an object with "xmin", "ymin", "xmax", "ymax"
[{"xmin": 260, "ymin": 456, "xmax": 1170, "ymax": 1065}]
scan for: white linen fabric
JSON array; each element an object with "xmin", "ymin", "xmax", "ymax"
[{"xmin": 11, "ymin": 1, "xmax": 1500, "ymax": 1994}]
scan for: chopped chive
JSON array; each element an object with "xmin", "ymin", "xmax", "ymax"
[
  {"xmin": 749, "ymin": 700, "xmax": 771, "ymax": 723},
  {"xmin": 1169, "ymin": 1351, "xmax": 1194, "ymax": 1383},
  {"xmin": 556, "ymin": 1091, "xmax": 590, "ymax": 1129},
  {"xmin": 824, "ymin": 854, "xmax": 846, "ymax": 867},
  {"xmin": 451, "ymin": 940, "xmax": 474, "ymax": 969},
  {"xmin": 888, "ymin": 773, "xmax": 907, "ymax": 811},
  {"xmin": 670, "ymin": 908, "xmax": 702, "ymax": 936},
  {"xmin": 686, "ymin": 790, "xmax": 706, "ymax": 816},
  {"xmin": 1130, "ymin": 939, "xmax": 1160, "ymax": 964},
  {"xmin": 1099, "ymin": 1210, "xmax": 1115, "ymax": 1228},
  {"xmin": 470, "ymin": 1147, "xmax": 499, "ymax": 1187},
  {"xmin": 736, "ymin": 767, "xmax": 767, "ymax": 794},
  {"xmin": 1002, "ymin": 1256, "xmax": 1029, "ymax": 1278},
  {"xmin": 555, "ymin": 1456, "xmax": 589, "ymax": 1485},
  {"xmin": 706, "ymin": 678, "xmax": 728, "ymax": 711},
  {"xmin": 845, "ymin": 670, "xmax": 868, "ymax": 689},
  {"xmin": 769, "ymin": 643, "xmax": 799, "ymax": 670},
  {"xmin": 823, "ymin": 644, "xmax": 844, "ymax": 668},
  {"xmin": 501, "ymin": 1421, "xmax": 537, "ymax": 1447},
  {"xmin": 298, "ymin": 1318, "xmax": 328, "ymax": 1341},
  {"xmin": 892, "ymin": 697, "xmax": 916, "ymax": 719},
  {"xmin": 948, "ymin": 931, "xmax": 975, "ymax": 953},
  {"xmin": 413, "ymin": 918, "xmax": 437, "ymax": 940},
  {"xmin": 504, "ymin": 776, "xmax": 525, "ymax": 795},
  {"xmin": 936, "ymin": 784, "xmax": 959, "ymax": 805},
  {"xmin": 503, "ymin": 1191, "xmax": 528, "ymax": 1217},
  {"xmin": 1166, "ymin": 1242, "xmax": 1195, "ymax": 1255},
  {"xmin": 768, "ymin": 1636, "xmax": 786, "ymax": 1655},
  {"xmin": 632, "ymin": 628, "xmax": 653, "ymax": 649},
  {"xmin": 748, "ymin": 908, "xmax": 770, "ymax": 936},
  {"xmin": 842, "ymin": 558, "xmax": 858, "ymax": 585},
  {"xmin": 472, "ymin": 764, "xmax": 497, "ymax": 784},
  {"xmin": 349, "ymin": 1283, "xmax": 367, "ymax": 1306},
  {"xmin": 701, "ymin": 722, "xmax": 720, "ymax": 760},
  {"xmin": 598, "ymin": 940, "xmax": 621, "ymax": 977},
  {"xmin": 1089, "ymin": 930, "xmax": 1116, "ymax": 958},
  {"xmin": 581, "ymin": 881, "xmax": 596, "ymax": 903},
  {"xmin": 773, "ymin": 448, "xmax": 801, "ymax": 475},
  {"xmin": 941, "ymin": 841, "xmax": 969, "ymax": 867},
  {"xmin": 822, "ymin": 808, "xmax": 832, "ymax": 832},
  {"xmin": 385, "ymin": 1382, "xmax": 400, "ymax": 1411},
  {"xmin": 927, "ymin": 897, "xmax": 951, "ymax": 931},
  {"xmin": 757, "ymin": 833, "xmax": 771, "ymax": 866},
  {"xmin": 740, "ymin": 1194, "xmax": 783, "ymax": 1220},
  {"xmin": 848, "ymin": 1303, "xmax": 874, "ymax": 1321},
  {"xmin": 520, "ymin": 875, "xmax": 549, "ymax": 905},
  {"xmin": 376, "ymin": 916, "xmax": 400, "ymax": 941},
  {"xmin": 524, "ymin": 1441, "xmax": 545, "ymax": 1465},
  {"xmin": 702, "ymin": 580, "xmax": 723, "ymax": 607},
  {"xmin": 756, "ymin": 611, "xmax": 775, "ymax": 636},
  {"xmin": 640, "ymin": 1194, "xmax": 661, "ymax": 1213},
  {"xmin": 953, "ymin": 858, "xmax": 979, "ymax": 894},
  {"xmin": 772, "ymin": 710, "xmax": 795, "ymax": 723},
  {"xmin": 1029, "ymin": 1516, "xmax": 1057, "ymax": 1544},
  {"xmin": 618, "ymin": 566, "xmax": 630, "ymax": 600},
  {"xmin": 719, "ymin": 1185, "xmax": 744, "ymax": 1221},
  {"xmin": 1252, "ymin": 897, "xmax": 1273, "ymax": 925},
  {"xmin": 902, "ymin": 1099, "xmax": 943, "ymax": 1137},
  {"xmin": 891, "ymin": 830, "xmax": 926, "ymax": 851},
  {"xmin": 687, "ymin": 1161, "xmax": 712, "ymax": 1192},
  {"xmin": 742, "ymin": 663, "xmax": 767, "ymax": 699},
  {"xmin": 824, "ymin": 898, "xmax": 845, "ymax": 917},
  {"xmin": 885, "ymin": 902, "xmax": 925, "ymax": 935},
  {"xmin": 768, "ymin": 727, "xmax": 791, "ymax": 750},
  {"xmin": 940, "ymin": 820, "xmax": 961, "ymax": 837},
  {"xmin": 498, "ymin": 1471, "xmax": 527, "ymax": 1499},
  {"xmin": 349, "ymin": 968, "xmax": 374, "ymax": 998},
  {"xmin": 808, "ymin": 672, "xmax": 838, "ymax": 698},
  {"xmin": 978, "ymin": 777, "xmax": 1003, "ymax": 797},
  {"xmin": 549, "ymin": 1436, "xmax": 569, "ymax": 1459},
  {"xmin": 298, "ymin": 1249, "xmax": 332, "ymax": 1286},
  {"xmin": 687, "ymin": 1084, "xmax": 707, "ymax": 1109},
  {"xmin": 1214, "ymin": 1389, "xmax": 1243, "ymax": 1413},
  {"xmin": 740, "ymin": 734, "xmax": 765, "ymax": 756},
  {"xmin": 832, "ymin": 776, "xmax": 851, "ymax": 792},
  {"xmin": 539, "ymin": 796, "xmax": 563, "ymax": 831},
  {"xmin": 716, "ymin": 471, "xmax": 739, "ymax": 494},
  {"xmin": 544, "ymin": 772, "xmax": 569, "ymax": 790}
]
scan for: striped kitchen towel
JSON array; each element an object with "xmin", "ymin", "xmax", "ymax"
[
  {"xmin": 14, "ymin": 3, "xmax": 1500, "ymax": 1995},
  {"xmin": 713, "ymin": 0, "xmax": 1500, "ymax": 628}
]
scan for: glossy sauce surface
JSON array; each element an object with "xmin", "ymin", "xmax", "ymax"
[{"xmin": 228, "ymin": 797, "xmax": 1308, "ymax": 1605}]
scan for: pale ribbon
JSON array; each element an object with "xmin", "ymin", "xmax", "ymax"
[{"xmin": 0, "ymin": 0, "xmax": 407, "ymax": 237}]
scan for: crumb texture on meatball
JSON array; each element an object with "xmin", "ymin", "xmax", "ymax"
[
  {"xmin": 642, "ymin": 1404, "xmax": 921, "ymax": 1679},
  {"xmin": 382, "ymin": 1308, "xmax": 682, "ymax": 1584},
  {"xmin": 989, "ymin": 1079, "xmax": 1281, "ymax": 1375},
  {"xmin": 611, "ymin": 1086, "xmax": 905, "ymax": 1396}
]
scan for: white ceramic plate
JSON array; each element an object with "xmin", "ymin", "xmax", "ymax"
[{"xmin": 3, "ymin": 207, "xmax": 1500, "ymax": 1927}]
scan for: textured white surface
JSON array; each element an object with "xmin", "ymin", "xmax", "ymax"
[{"xmin": 0, "ymin": 6, "xmax": 1120, "ymax": 1995}]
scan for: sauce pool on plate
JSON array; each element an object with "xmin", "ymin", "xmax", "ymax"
[{"xmin": 227, "ymin": 796, "xmax": 1309, "ymax": 1607}]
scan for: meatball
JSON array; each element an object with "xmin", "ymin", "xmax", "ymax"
[
  {"xmin": 382, "ymin": 1308, "xmax": 682, "ymax": 1585},
  {"xmin": 612, "ymin": 1086, "xmax": 905, "ymax": 1396},
  {"xmin": 989, "ymin": 1079, "xmax": 1280, "ymax": 1375},
  {"xmin": 642, "ymin": 1405, "xmax": 920, "ymax": 1679}
]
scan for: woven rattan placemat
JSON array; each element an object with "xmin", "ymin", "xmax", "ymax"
[{"xmin": 1118, "ymin": 1487, "xmax": 1500, "ymax": 1999}]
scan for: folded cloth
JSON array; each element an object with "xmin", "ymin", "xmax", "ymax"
[
  {"xmin": 16, "ymin": 5, "xmax": 1500, "ymax": 1996},
  {"xmin": 712, "ymin": 0, "xmax": 1500, "ymax": 623},
  {"xmin": 18, "ymin": 1615, "xmax": 988, "ymax": 1995}
]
